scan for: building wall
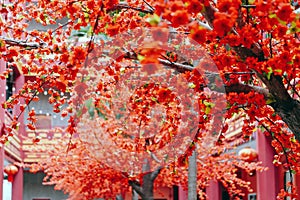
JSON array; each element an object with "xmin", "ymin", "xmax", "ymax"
[
  {"xmin": 24, "ymin": 93, "xmax": 69, "ymax": 128},
  {"xmin": 23, "ymin": 172, "xmax": 68, "ymax": 200},
  {"xmin": 124, "ymin": 187, "xmax": 173, "ymax": 200}
]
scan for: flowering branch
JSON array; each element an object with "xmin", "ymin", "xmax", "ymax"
[
  {"xmin": 107, "ymin": 3, "xmax": 154, "ymax": 14},
  {"xmin": 0, "ymin": 36, "xmax": 47, "ymax": 49}
]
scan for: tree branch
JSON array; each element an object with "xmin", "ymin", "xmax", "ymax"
[
  {"xmin": 128, "ymin": 180, "xmax": 144, "ymax": 198},
  {"xmin": 199, "ymin": 3, "xmax": 300, "ymax": 140},
  {"xmin": 0, "ymin": 36, "xmax": 46, "ymax": 49},
  {"xmin": 158, "ymin": 58, "xmax": 270, "ymax": 97},
  {"xmin": 200, "ymin": 4, "xmax": 216, "ymax": 28},
  {"xmin": 150, "ymin": 166, "xmax": 162, "ymax": 181},
  {"xmin": 107, "ymin": 3, "xmax": 154, "ymax": 14},
  {"xmin": 116, "ymin": 195, "xmax": 124, "ymax": 200},
  {"xmin": 224, "ymin": 83, "xmax": 269, "ymax": 98},
  {"xmin": 123, "ymin": 49, "xmax": 270, "ymax": 97},
  {"xmin": 150, "ymin": 152, "xmax": 161, "ymax": 163},
  {"xmin": 157, "ymin": 58, "xmax": 194, "ymax": 72}
]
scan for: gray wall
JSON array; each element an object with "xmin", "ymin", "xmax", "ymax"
[{"xmin": 23, "ymin": 172, "xmax": 68, "ymax": 200}]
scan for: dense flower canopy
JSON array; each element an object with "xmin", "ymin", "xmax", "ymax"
[{"xmin": 0, "ymin": 0, "xmax": 300, "ymax": 199}]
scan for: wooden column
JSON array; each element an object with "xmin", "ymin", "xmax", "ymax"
[
  {"xmin": 0, "ymin": 59, "xmax": 7, "ymax": 200},
  {"xmin": 257, "ymin": 130, "xmax": 280, "ymax": 199},
  {"xmin": 178, "ymin": 185, "xmax": 188, "ymax": 200},
  {"xmin": 206, "ymin": 180, "xmax": 221, "ymax": 200},
  {"xmin": 12, "ymin": 74, "xmax": 25, "ymax": 200},
  {"xmin": 12, "ymin": 167, "xmax": 23, "ymax": 200}
]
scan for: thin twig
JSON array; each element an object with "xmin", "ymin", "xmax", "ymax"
[
  {"xmin": 142, "ymin": 0, "xmax": 155, "ymax": 12},
  {"xmin": 107, "ymin": 3, "xmax": 154, "ymax": 14},
  {"xmin": 269, "ymin": 32, "xmax": 273, "ymax": 58},
  {"xmin": 283, "ymin": 76, "xmax": 300, "ymax": 99},
  {"xmin": 52, "ymin": 20, "xmax": 72, "ymax": 35},
  {"xmin": 0, "ymin": 36, "xmax": 45, "ymax": 49}
]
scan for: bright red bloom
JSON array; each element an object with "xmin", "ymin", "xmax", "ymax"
[
  {"xmin": 187, "ymin": 0, "xmax": 203, "ymax": 14},
  {"xmin": 190, "ymin": 27, "xmax": 207, "ymax": 44},
  {"xmin": 7, "ymin": 47, "xmax": 18, "ymax": 59},
  {"xmin": 104, "ymin": 0, "xmax": 119, "ymax": 9},
  {"xmin": 275, "ymin": 25, "xmax": 288, "ymax": 37},
  {"xmin": 218, "ymin": 0, "xmax": 240, "ymax": 12},
  {"xmin": 157, "ymin": 88, "xmax": 172, "ymax": 103},
  {"xmin": 73, "ymin": 46, "xmax": 87, "ymax": 62},
  {"xmin": 213, "ymin": 13, "xmax": 233, "ymax": 36},
  {"xmin": 171, "ymin": 10, "xmax": 189, "ymax": 28},
  {"xmin": 74, "ymin": 82, "xmax": 88, "ymax": 95},
  {"xmin": 277, "ymin": 3, "xmax": 293, "ymax": 22},
  {"xmin": 106, "ymin": 24, "xmax": 120, "ymax": 36}
]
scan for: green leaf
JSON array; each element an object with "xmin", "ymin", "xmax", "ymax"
[
  {"xmin": 85, "ymin": 98, "xmax": 93, "ymax": 108},
  {"xmin": 146, "ymin": 14, "xmax": 160, "ymax": 26},
  {"xmin": 287, "ymin": 21, "xmax": 300, "ymax": 34},
  {"xmin": 96, "ymin": 108, "xmax": 107, "ymax": 120},
  {"xmin": 115, "ymin": 113, "xmax": 123, "ymax": 119},
  {"xmin": 0, "ymin": 39, "xmax": 4, "ymax": 47},
  {"xmin": 290, "ymin": 137, "xmax": 297, "ymax": 143},
  {"xmin": 137, "ymin": 54, "xmax": 145, "ymax": 61},
  {"xmin": 139, "ymin": 12, "xmax": 147, "ymax": 17},
  {"xmin": 274, "ymin": 69, "xmax": 282, "ymax": 74},
  {"xmin": 266, "ymin": 67, "xmax": 273, "ymax": 80},
  {"xmin": 88, "ymin": 107, "xmax": 95, "ymax": 118},
  {"xmin": 15, "ymin": 123, "xmax": 20, "ymax": 131},
  {"xmin": 151, "ymin": 97, "xmax": 157, "ymax": 102},
  {"xmin": 203, "ymin": 100, "xmax": 215, "ymax": 108},
  {"xmin": 269, "ymin": 13, "xmax": 277, "ymax": 18},
  {"xmin": 85, "ymin": 98, "xmax": 95, "ymax": 118},
  {"xmin": 135, "ymin": 98, "xmax": 142, "ymax": 102},
  {"xmin": 76, "ymin": 108, "xmax": 82, "ymax": 118},
  {"xmin": 174, "ymin": 45, "xmax": 180, "ymax": 50},
  {"xmin": 205, "ymin": 107, "xmax": 211, "ymax": 114},
  {"xmin": 188, "ymin": 83, "xmax": 196, "ymax": 89},
  {"xmin": 266, "ymin": 97, "xmax": 276, "ymax": 105}
]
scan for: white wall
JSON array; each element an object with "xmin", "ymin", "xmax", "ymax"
[{"xmin": 3, "ymin": 180, "xmax": 12, "ymax": 200}]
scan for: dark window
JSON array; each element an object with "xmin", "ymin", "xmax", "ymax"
[
  {"xmin": 173, "ymin": 185, "xmax": 179, "ymax": 200},
  {"xmin": 6, "ymin": 69, "xmax": 14, "ymax": 114},
  {"xmin": 32, "ymin": 199, "xmax": 51, "ymax": 200}
]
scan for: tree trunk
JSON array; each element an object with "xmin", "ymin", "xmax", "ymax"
[
  {"xmin": 141, "ymin": 159, "xmax": 155, "ymax": 200},
  {"xmin": 188, "ymin": 149, "xmax": 197, "ymax": 200},
  {"xmin": 142, "ymin": 172, "xmax": 154, "ymax": 200},
  {"xmin": 116, "ymin": 195, "xmax": 124, "ymax": 200},
  {"xmin": 129, "ymin": 159, "xmax": 162, "ymax": 200},
  {"xmin": 257, "ymin": 74, "xmax": 300, "ymax": 142},
  {"xmin": 132, "ymin": 190, "xmax": 139, "ymax": 200}
]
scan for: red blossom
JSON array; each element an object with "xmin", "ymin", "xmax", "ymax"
[
  {"xmin": 171, "ymin": 10, "xmax": 190, "ymax": 28},
  {"xmin": 74, "ymin": 82, "xmax": 88, "ymax": 95},
  {"xmin": 213, "ymin": 13, "xmax": 234, "ymax": 36},
  {"xmin": 187, "ymin": 0, "xmax": 203, "ymax": 13},
  {"xmin": 277, "ymin": 3, "xmax": 293, "ymax": 22},
  {"xmin": 190, "ymin": 27, "xmax": 207, "ymax": 44}
]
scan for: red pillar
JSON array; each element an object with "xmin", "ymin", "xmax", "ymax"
[
  {"xmin": 178, "ymin": 185, "xmax": 188, "ymax": 200},
  {"xmin": 0, "ymin": 147, "xmax": 3, "ymax": 200},
  {"xmin": 257, "ymin": 131, "xmax": 279, "ymax": 199},
  {"xmin": 12, "ymin": 74, "xmax": 25, "ymax": 200},
  {"xmin": 12, "ymin": 167, "xmax": 23, "ymax": 200},
  {"xmin": 0, "ymin": 59, "xmax": 7, "ymax": 200},
  {"xmin": 206, "ymin": 180, "xmax": 221, "ymax": 200}
]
